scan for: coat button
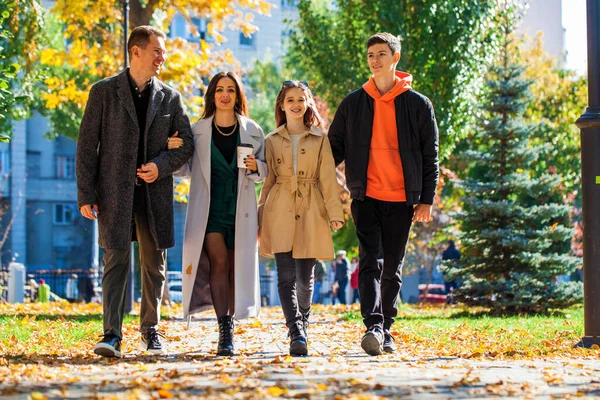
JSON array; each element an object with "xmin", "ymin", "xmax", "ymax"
[
  {"xmin": 301, "ymin": 149, "xmax": 306, "ymax": 154},
  {"xmin": 295, "ymin": 215, "xmax": 300, "ymax": 220},
  {"xmin": 298, "ymin": 192, "xmax": 302, "ymax": 198},
  {"xmin": 277, "ymin": 158, "xmax": 282, "ymax": 164},
  {"xmin": 245, "ymin": 213, "xmax": 249, "ymax": 218},
  {"xmin": 299, "ymin": 171, "xmax": 304, "ymax": 176}
]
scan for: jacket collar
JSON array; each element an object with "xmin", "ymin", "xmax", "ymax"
[
  {"xmin": 116, "ymin": 69, "xmax": 165, "ymax": 135},
  {"xmin": 195, "ymin": 114, "xmax": 262, "ymax": 147},
  {"xmin": 272, "ymin": 125, "xmax": 324, "ymax": 140}
]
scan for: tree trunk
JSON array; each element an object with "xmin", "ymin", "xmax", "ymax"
[{"xmin": 130, "ymin": 0, "xmax": 159, "ymax": 28}]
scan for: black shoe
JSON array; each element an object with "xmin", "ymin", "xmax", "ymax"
[
  {"xmin": 289, "ymin": 326, "xmax": 308, "ymax": 356},
  {"xmin": 361, "ymin": 325, "xmax": 383, "ymax": 356},
  {"xmin": 383, "ymin": 330, "xmax": 396, "ymax": 353},
  {"xmin": 94, "ymin": 335, "xmax": 122, "ymax": 358},
  {"xmin": 141, "ymin": 328, "xmax": 167, "ymax": 355},
  {"xmin": 217, "ymin": 316, "xmax": 235, "ymax": 356}
]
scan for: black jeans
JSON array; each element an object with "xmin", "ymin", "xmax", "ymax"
[
  {"xmin": 275, "ymin": 252, "xmax": 316, "ymax": 332},
  {"xmin": 351, "ymin": 197, "xmax": 413, "ymax": 330}
]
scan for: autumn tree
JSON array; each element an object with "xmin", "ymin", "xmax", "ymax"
[
  {"xmin": 246, "ymin": 56, "xmax": 282, "ymax": 134},
  {"xmin": 0, "ymin": 0, "xmax": 46, "ymax": 141},
  {"xmin": 516, "ymin": 33, "xmax": 586, "ymax": 271},
  {"xmin": 37, "ymin": 0, "xmax": 270, "ymax": 140},
  {"xmin": 516, "ymin": 33, "xmax": 586, "ymax": 197},
  {"xmin": 287, "ymin": 0, "xmax": 506, "ymax": 159},
  {"xmin": 440, "ymin": 27, "xmax": 583, "ymax": 312}
]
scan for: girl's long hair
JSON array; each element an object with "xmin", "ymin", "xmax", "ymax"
[
  {"xmin": 202, "ymin": 71, "xmax": 249, "ymax": 119},
  {"xmin": 274, "ymin": 81, "xmax": 323, "ymax": 129}
]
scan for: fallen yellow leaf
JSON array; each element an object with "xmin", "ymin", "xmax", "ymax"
[
  {"xmin": 267, "ymin": 386, "xmax": 284, "ymax": 396},
  {"xmin": 157, "ymin": 389, "xmax": 174, "ymax": 398}
]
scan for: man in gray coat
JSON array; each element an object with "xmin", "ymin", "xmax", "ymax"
[{"xmin": 76, "ymin": 26, "xmax": 194, "ymax": 358}]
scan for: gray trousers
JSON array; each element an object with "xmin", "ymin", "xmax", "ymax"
[
  {"xmin": 275, "ymin": 252, "xmax": 316, "ymax": 332},
  {"xmin": 102, "ymin": 204, "xmax": 166, "ymax": 338}
]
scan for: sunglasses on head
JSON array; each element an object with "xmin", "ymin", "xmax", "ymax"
[{"xmin": 282, "ymin": 80, "xmax": 309, "ymax": 89}]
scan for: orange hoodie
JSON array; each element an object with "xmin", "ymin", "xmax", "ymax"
[{"xmin": 362, "ymin": 71, "xmax": 413, "ymax": 202}]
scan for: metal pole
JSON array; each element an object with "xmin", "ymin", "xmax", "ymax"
[
  {"xmin": 575, "ymin": 0, "xmax": 600, "ymax": 348},
  {"xmin": 124, "ymin": 0, "xmax": 129, "ymax": 68},
  {"xmin": 123, "ymin": 0, "xmax": 136, "ymax": 315}
]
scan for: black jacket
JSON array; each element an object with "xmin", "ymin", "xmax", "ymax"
[{"xmin": 328, "ymin": 88, "xmax": 439, "ymax": 205}]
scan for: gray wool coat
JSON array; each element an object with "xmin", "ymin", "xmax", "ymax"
[{"xmin": 76, "ymin": 69, "xmax": 194, "ymax": 250}]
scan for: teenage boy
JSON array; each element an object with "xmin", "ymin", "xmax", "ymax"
[{"xmin": 329, "ymin": 32, "xmax": 439, "ymax": 356}]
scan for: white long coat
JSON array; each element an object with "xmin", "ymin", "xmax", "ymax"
[{"xmin": 177, "ymin": 115, "xmax": 267, "ymax": 320}]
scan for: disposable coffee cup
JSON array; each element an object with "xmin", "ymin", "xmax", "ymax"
[{"xmin": 237, "ymin": 144, "xmax": 254, "ymax": 168}]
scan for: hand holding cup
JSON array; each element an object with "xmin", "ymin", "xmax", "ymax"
[{"xmin": 237, "ymin": 144, "xmax": 256, "ymax": 172}]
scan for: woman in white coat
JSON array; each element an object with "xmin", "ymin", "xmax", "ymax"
[{"xmin": 169, "ymin": 72, "xmax": 266, "ymax": 356}]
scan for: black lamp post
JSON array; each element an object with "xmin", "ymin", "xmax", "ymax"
[
  {"xmin": 122, "ymin": 0, "xmax": 135, "ymax": 315},
  {"xmin": 575, "ymin": 0, "xmax": 600, "ymax": 348}
]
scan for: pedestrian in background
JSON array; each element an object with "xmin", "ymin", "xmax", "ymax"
[
  {"xmin": 66, "ymin": 274, "xmax": 79, "ymax": 303},
  {"xmin": 332, "ymin": 250, "xmax": 350, "ymax": 305},
  {"xmin": 442, "ymin": 240, "xmax": 461, "ymax": 303},
  {"xmin": 78, "ymin": 270, "xmax": 95, "ymax": 303},
  {"xmin": 37, "ymin": 279, "xmax": 50, "ymax": 303},
  {"xmin": 350, "ymin": 258, "xmax": 360, "ymax": 304},
  {"xmin": 312, "ymin": 260, "xmax": 326, "ymax": 304}
]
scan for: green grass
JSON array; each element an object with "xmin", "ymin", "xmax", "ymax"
[
  {"xmin": 341, "ymin": 304, "xmax": 586, "ymax": 358},
  {"xmin": 0, "ymin": 315, "xmax": 138, "ymax": 351}
]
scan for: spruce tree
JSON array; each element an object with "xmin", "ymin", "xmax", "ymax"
[{"xmin": 441, "ymin": 29, "xmax": 583, "ymax": 312}]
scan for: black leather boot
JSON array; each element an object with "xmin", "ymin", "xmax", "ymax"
[
  {"xmin": 289, "ymin": 324, "xmax": 308, "ymax": 356},
  {"xmin": 217, "ymin": 315, "xmax": 234, "ymax": 356}
]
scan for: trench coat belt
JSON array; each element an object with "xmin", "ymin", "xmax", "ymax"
[{"xmin": 276, "ymin": 175, "xmax": 318, "ymax": 213}]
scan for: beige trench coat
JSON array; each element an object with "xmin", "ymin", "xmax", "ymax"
[{"xmin": 258, "ymin": 125, "xmax": 344, "ymax": 260}]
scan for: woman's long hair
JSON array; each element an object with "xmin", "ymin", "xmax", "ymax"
[
  {"xmin": 201, "ymin": 71, "xmax": 249, "ymax": 119},
  {"xmin": 274, "ymin": 81, "xmax": 323, "ymax": 129}
]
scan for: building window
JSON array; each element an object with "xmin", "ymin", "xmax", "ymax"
[
  {"xmin": 0, "ymin": 150, "xmax": 9, "ymax": 177},
  {"xmin": 54, "ymin": 204, "xmax": 76, "ymax": 225},
  {"xmin": 26, "ymin": 151, "xmax": 41, "ymax": 178},
  {"xmin": 239, "ymin": 32, "xmax": 256, "ymax": 48},
  {"xmin": 171, "ymin": 14, "xmax": 210, "ymax": 42},
  {"xmin": 281, "ymin": 0, "xmax": 298, "ymax": 9},
  {"xmin": 56, "ymin": 155, "xmax": 75, "ymax": 179}
]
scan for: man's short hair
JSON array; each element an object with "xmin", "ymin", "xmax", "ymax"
[
  {"xmin": 366, "ymin": 32, "xmax": 402, "ymax": 55},
  {"xmin": 127, "ymin": 26, "xmax": 166, "ymax": 57}
]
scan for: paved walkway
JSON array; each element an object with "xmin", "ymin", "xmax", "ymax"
[{"xmin": 2, "ymin": 305, "xmax": 600, "ymax": 399}]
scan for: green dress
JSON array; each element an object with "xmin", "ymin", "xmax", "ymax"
[{"xmin": 205, "ymin": 134, "xmax": 240, "ymax": 249}]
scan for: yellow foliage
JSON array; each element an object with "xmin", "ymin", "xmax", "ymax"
[{"xmin": 41, "ymin": 0, "xmax": 271, "ymax": 120}]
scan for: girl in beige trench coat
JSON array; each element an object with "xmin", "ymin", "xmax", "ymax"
[
  {"xmin": 258, "ymin": 81, "xmax": 344, "ymax": 356},
  {"xmin": 169, "ymin": 72, "xmax": 266, "ymax": 356}
]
